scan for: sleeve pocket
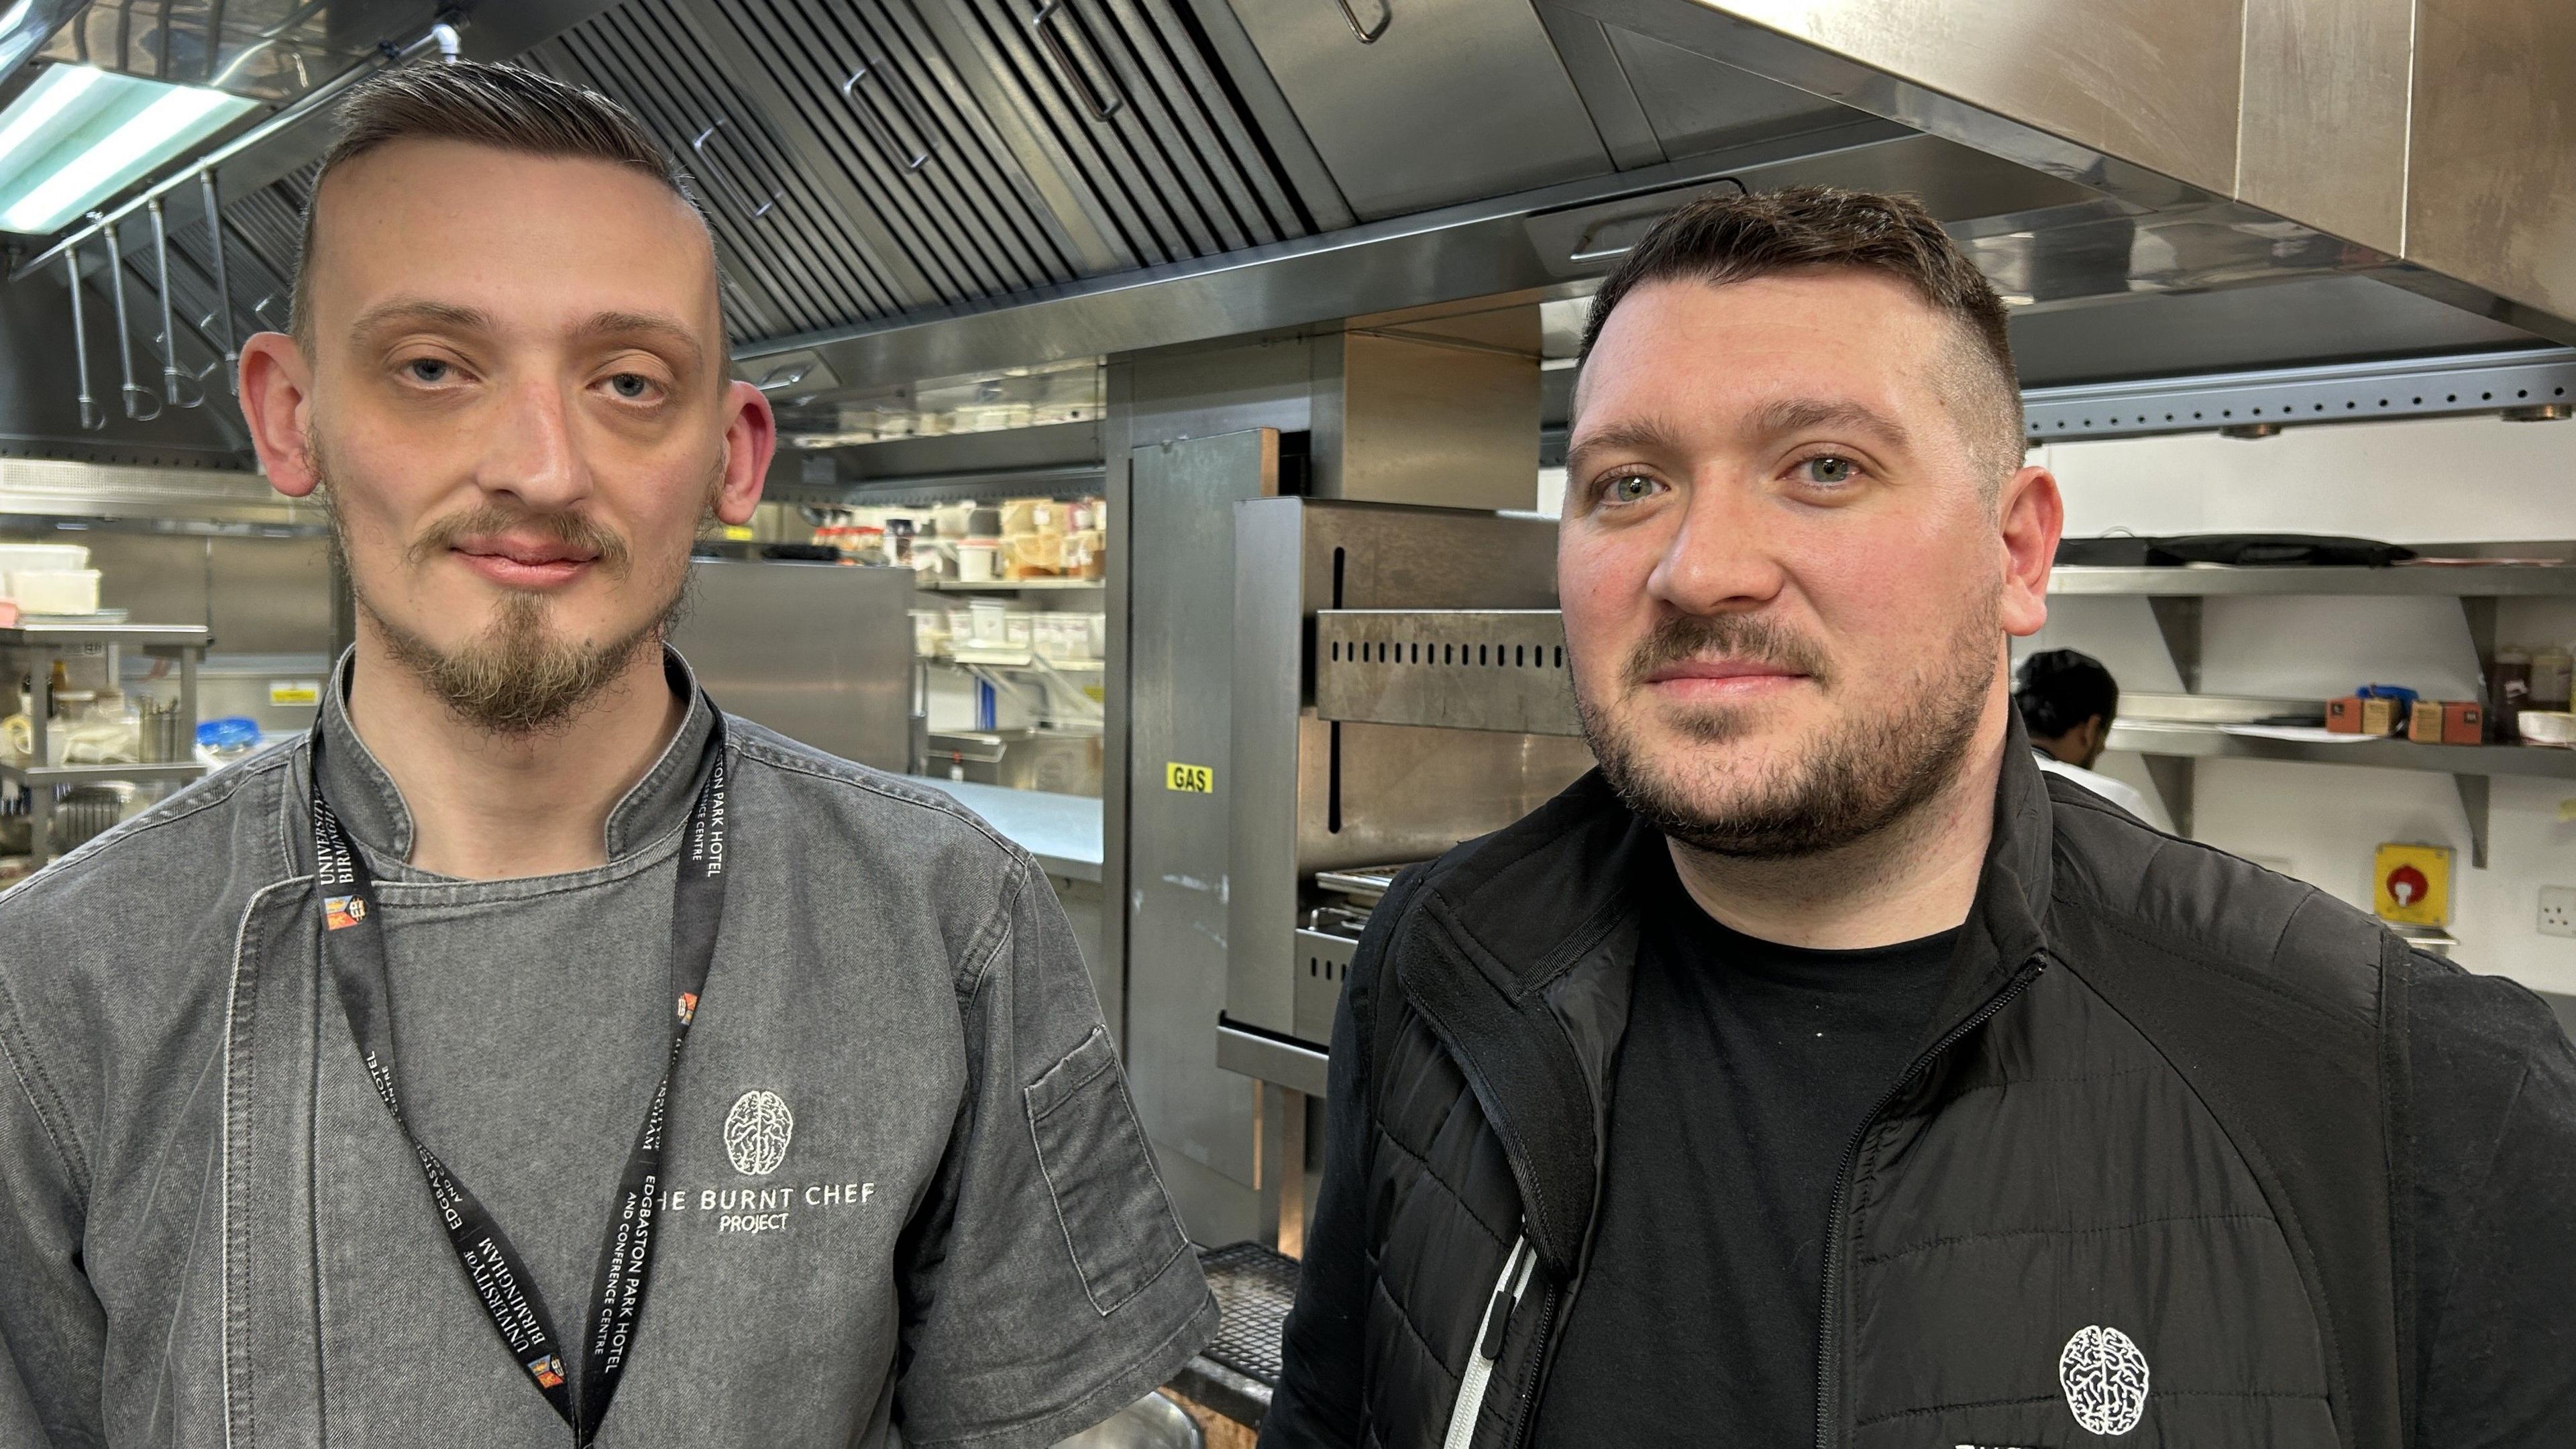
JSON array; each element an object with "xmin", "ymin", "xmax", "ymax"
[{"xmin": 1024, "ymin": 1024, "xmax": 1190, "ymax": 1317}]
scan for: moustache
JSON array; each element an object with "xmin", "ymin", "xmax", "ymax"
[
  {"xmin": 405, "ymin": 504, "xmax": 632, "ymax": 577},
  {"xmin": 1625, "ymin": 612, "xmax": 1831, "ymax": 689}
]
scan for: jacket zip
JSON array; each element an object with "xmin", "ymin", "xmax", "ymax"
[
  {"xmin": 1442, "ymin": 1236, "xmax": 1537, "ymax": 1449},
  {"xmin": 1811, "ymin": 953, "xmax": 2049, "ymax": 1449},
  {"xmin": 1501, "ymin": 1278, "xmax": 1559, "ymax": 1449}
]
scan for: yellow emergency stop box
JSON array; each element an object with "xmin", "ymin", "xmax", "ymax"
[{"xmin": 2373, "ymin": 843, "xmax": 2453, "ymax": 927}]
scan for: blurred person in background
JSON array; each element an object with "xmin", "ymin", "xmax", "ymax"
[{"xmin": 2015, "ymin": 647, "xmax": 2175, "ymax": 832}]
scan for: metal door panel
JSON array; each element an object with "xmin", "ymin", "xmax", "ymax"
[
  {"xmin": 1124, "ymin": 429, "xmax": 1277, "ymax": 1240},
  {"xmin": 1226, "ymin": 0, "xmax": 1612, "ymax": 220}
]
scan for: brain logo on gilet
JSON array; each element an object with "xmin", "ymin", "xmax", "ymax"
[
  {"xmin": 2058, "ymin": 1324, "xmax": 2151, "ymax": 1436},
  {"xmin": 723, "ymin": 1089, "xmax": 794, "ymax": 1177}
]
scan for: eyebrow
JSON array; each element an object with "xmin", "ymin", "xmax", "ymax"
[
  {"xmin": 345, "ymin": 301, "xmax": 706, "ymax": 373},
  {"xmin": 1564, "ymin": 417, "xmax": 1688, "ymax": 480},
  {"xmin": 1752, "ymin": 397, "xmax": 1913, "ymax": 449},
  {"xmin": 347, "ymin": 298, "xmax": 493, "ymax": 341},
  {"xmin": 570, "ymin": 309, "xmax": 708, "ymax": 374}
]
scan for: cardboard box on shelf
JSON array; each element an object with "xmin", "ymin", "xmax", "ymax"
[
  {"xmin": 2326, "ymin": 696, "xmax": 2363, "ymax": 733},
  {"xmin": 2443, "ymin": 702, "xmax": 2485, "ymax": 745}
]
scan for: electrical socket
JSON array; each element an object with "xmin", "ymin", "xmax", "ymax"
[{"xmin": 2540, "ymin": 887, "xmax": 2576, "ymax": 939}]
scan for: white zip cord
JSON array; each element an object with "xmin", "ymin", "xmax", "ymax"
[{"xmin": 1441, "ymin": 1236, "xmax": 1537, "ymax": 1449}]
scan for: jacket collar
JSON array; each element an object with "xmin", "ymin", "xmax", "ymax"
[
  {"xmin": 308, "ymin": 644, "xmax": 714, "ymax": 875},
  {"xmin": 1393, "ymin": 716, "xmax": 2061, "ymax": 1278}
]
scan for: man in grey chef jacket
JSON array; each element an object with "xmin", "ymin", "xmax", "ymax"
[{"xmin": 0, "ymin": 61, "xmax": 1212, "ymax": 1448}]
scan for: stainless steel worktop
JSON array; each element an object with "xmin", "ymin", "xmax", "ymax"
[{"xmin": 906, "ymin": 775, "xmax": 1102, "ymax": 883}]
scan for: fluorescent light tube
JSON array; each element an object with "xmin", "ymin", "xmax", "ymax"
[
  {"xmin": 0, "ymin": 65, "xmax": 258, "ymax": 235},
  {"xmin": 0, "ymin": 63, "xmax": 99, "ymax": 174}
]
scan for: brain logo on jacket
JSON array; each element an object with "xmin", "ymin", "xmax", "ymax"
[
  {"xmin": 724, "ymin": 1089, "xmax": 794, "ymax": 1177},
  {"xmin": 2058, "ymin": 1324, "xmax": 2151, "ymax": 1436}
]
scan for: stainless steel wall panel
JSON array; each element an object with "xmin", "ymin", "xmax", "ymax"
[
  {"xmin": 1226, "ymin": 0, "xmax": 1613, "ymax": 221},
  {"xmin": 666, "ymin": 559, "xmax": 914, "ymax": 772},
  {"xmin": 1314, "ymin": 327, "xmax": 1542, "ymax": 511},
  {"xmin": 2237, "ymin": 0, "xmax": 2412, "ymax": 256},
  {"xmin": 1124, "ymin": 428, "xmax": 1277, "ymax": 1243},
  {"xmin": 2407, "ymin": 0, "xmax": 2576, "ymax": 326}
]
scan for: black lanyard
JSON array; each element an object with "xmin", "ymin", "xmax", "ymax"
[{"xmin": 309, "ymin": 714, "xmax": 730, "ymax": 1446}]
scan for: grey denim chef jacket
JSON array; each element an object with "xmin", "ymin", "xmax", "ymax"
[{"xmin": 0, "ymin": 650, "xmax": 1217, "ymax": 1447}]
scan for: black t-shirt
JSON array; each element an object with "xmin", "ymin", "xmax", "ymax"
[{"xmin": 1531, "ymin": 869, "xmax": 1958, "ymax": 1447}]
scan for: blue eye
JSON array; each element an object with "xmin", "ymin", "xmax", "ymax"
[
  {"xmin": 608, "ymin": 373, "xmax": 660, "ymax": 401},
  {"xmin": 1799, "ymin": 455, "xmax": 1859, "ymax": 485},
  {"xmin": 405, "ymin": 358, "xmax": 450, "ymax": 384},
  {"xmin": 1603, "ymin": 473, "xmax": 1660, "ymax": 504}
]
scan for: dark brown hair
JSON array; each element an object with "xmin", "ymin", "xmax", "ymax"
[
  {"xmin": 1578, "ymin": 185, "xmax": 2024, "ymax": 480},
  {"xmin": 290, "ymin": 60, "xmax": 714, "ymax": 346}
]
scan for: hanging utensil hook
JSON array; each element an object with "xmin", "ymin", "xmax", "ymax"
[
  {"xmin": 62, "ymin": 238, "xmax": 103, "ymax": 431},
  {"xmin": 148, "ymin": 199, "xmax": 205, "ymax": 409},
  {"xmin": 100, "ymin": 215, "xmax": 162, "ymax": 422},
  {"xmin": 199, "ymin": 170, "xmax": 239, "ymax": 394}
]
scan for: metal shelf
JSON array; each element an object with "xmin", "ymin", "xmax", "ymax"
[
  {"xmin": 2107, "ymin": 720, "xmax": 2574, "ymax": 868},
  {"xmin": 932, "ymin": 648, "xmax": 1104, "ymax": 671},
  {"xmin": 2108, "ymin": 721, "xmax": 2576, "ymax": 777},
  {"xmin": 0, "ymin": 622, "xmax": 211, "ymax": 648},
  {"xmin": 2051, "ymin": 565, "xmax": 2576, "ymax": 597},
  {"xmin": 922, "ymin": 578, "xmax": 1104, "ymax": 592},
  {"xmin": 1, "ymin": 760, "xmax": 207, "ymax": 786}
]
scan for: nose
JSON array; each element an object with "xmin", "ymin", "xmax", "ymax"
[
  {"xmin": 1646, "ymin": 470, "xmax": 1787, "ymax": 615},
  {"xmin": 476, "ymin": 374, "xmax": 592, "ymax": 512}
]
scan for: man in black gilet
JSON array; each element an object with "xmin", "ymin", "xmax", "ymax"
[{"xmin": 1264, "ymin": 187, "xmax": 2576, "ymax": 1449}]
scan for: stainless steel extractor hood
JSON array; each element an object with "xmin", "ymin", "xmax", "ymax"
[{"xmin": 5, "ymin": 0, "xmax": 2572, "ymax": 466}]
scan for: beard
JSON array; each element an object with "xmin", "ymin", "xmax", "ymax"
[
  {"xmin": 1574, "ymin": 598, "xmax": 1998, "ymax": 859},
  {"xmin": 317, "ymin": 453, "xmax": 699, "ymax": 739}
]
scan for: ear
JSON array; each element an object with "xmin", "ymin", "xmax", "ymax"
[
  {"xmin": 711, "ymin": 379, "xmax": 775, "ymax": 527},
  {"xmin": 239, "ymin": 331, "xmax": 319, "ymax": 498},
  {"xmin": 1997, "ymin": 462, "xmax": 2062, "ymax": 638}
]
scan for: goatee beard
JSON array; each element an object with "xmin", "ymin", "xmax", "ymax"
[
  {"xmin": 321, "ymin": 478, "xmax": 693, "ymax": 739},
  {"xmin": 1573, "ymin": 601, "xmax": 1997, "ymax": 859}
]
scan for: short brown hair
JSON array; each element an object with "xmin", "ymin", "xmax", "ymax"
[
  {"xmin": 290, "ymin": 61, "xmax": 716, "ymax": 347},
  {"xmin": 1579, "ymin": 186, "xmax": 2024, "ymax": 482}
]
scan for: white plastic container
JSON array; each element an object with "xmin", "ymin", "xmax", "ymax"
[
  {"xmin": 957, "ymin": 539, "xmax": 1001, "ymax": 582},
  {"xmin": 6, "ymin": 569, "xmax": 101, "ymax": 615},
  {"xmin": 969, "ymin": 598, "xmax": 1012, "ymax": 645},
  {"xmin": 0, "ymin": 543, "xmax": 90, "ymax": 577}
]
